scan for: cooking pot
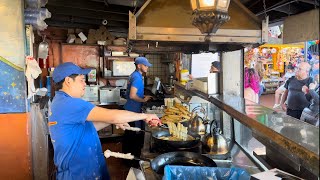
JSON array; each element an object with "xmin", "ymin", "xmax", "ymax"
[
  {"xmin": 124, "ymin": 126, "xmax": 201, "ymax": 150},
  {"xmin": 203, "ymin": 120, "xmax": 229, "ymax": 154},
  {"xmin": 188, "ymin": 106, "xmax": 209, "ymax": 135},
  {"xmin": 152, "ymin": 130, "xmax": 201, "ymax": 149},
  {"xmin": 104, "ymin": 150, "xmax": 217, "ymax": 174}
]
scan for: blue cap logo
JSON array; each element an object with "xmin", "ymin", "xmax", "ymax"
[
  {"xmin": 52, "ymin": 62, "xmax": 92, "ymax": 83},
  {"xmin": 134, "ymin": 57, "xmax": 152, "ymax": 67}
]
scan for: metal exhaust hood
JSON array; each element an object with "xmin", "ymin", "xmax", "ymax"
[{"xmin": 129, "ymin": 0, "xmax": 268, "ymax": 53}]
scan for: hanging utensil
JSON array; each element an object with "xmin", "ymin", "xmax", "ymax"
[{"xmin": 38, "ymin": 35, "xmax": 49, "ymax": 59}]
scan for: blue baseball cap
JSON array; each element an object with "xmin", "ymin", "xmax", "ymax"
[
  {"xmin": 134, "ymin": 57, "xmax": 152, "ymax": 67},
  {"xmin": 52, "ymin": 62, "xmax": 92, "ymax": 83}
]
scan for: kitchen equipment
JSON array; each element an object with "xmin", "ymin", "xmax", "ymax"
[
  {"xmin": 104, "ymin": 150, "xmax": 217, "ymax": 174},
  {"xmin": 203, "ymin": 120, "xmax": 229, "ymax": 155},
  {"xmin": 82, "ymin": 85, "xmax": 99, "ymax": 102},
  {"xmin": 38, "ymin": 36, "xmax": 49, "ymax": 59},
  {"xmin": 169, "ymin": 75, "xmax": 174, "ymax": 87},
  {"xmin": 192, "ymin": 73, "xmax": 219, "ymax": 94},
  {"xmin": 188, "ymin": 106, "xmax": 208, "ymax": 135},
  {"xmin": 152, "ymin": 130, "xmax": 201, "ymax": 149},
  {"xmin": 99, "ymin": 86, "xmax": 120, "ymax": 104}
]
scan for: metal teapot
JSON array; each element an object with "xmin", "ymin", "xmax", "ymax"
[
  {"xmin": 203, "ymin": 120, "xmax": 229, "ymax": 154},
  {"xmin": 188, "ymin": 106, "xmax": 207, "ymax": 135}
]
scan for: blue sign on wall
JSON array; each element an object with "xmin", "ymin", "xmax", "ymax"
[{"xmin": 0, "ymin": 56, "xmax": 26, "ymax": 113}]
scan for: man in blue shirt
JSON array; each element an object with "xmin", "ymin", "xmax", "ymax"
[
  {"xmin": 49, "ymin": 62, "xmax": 160, "ymax": 180},
  {"xmin": 123, "ymin": 57, "xmax": 153, "ymax": 164}
]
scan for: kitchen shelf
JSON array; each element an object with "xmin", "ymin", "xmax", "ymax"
[{"xmin": 106, "ymin": 45, "xmax": 127, "ymax": 52}]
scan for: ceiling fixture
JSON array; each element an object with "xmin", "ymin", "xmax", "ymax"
[{"xmin": 190, "ymin": 0, "xmax": 231, "ymax": 34}]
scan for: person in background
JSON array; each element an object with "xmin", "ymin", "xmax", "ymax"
[
  {"xmin": 244, "ymin": 67, "xmax": 260, "ymax": 103},
  {"xmin": 301, "ymin": 74, "xmax": 319, "ymax": 126},
  {"xmin": 273, "ymin": 64, "xmax": 295, "ymax": 109},
  {"xmin": 49, "ymin": 62, "xmax": 161, "ymax": 180},
  {"xmin": 280, "ymin": 62, "xmax": 313, "ymax": 119},
  {"xmin": 310, "ymin": 58, "xmax": 319, "ymax": 79},
  {"xmin": 123, "ymin": 57, "xmax": 153, "ymax": 164},
  {"xmin": 210, "ymin": 61, "xmax": 221, "ymax": 73},
  {"xmin": 254, "ymin": 61, "xmax": 265, "ymax": 99}
]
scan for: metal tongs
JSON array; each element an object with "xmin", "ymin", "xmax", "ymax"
[{"xmin": 123, "ymin": 124, "xmax": 168, "ymax": 133}]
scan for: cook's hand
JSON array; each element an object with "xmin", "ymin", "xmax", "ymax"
[
  {"xmin": 144, "ymin": 114, "xmax": 162, "ymax": 127},
  {"xmin": 143, "ymin": 95, "xmax": 153, "ymax": 102},
  {"xmin": 302, "ymin": 85, "xmax": 309, "ymax": 94},
  {"xmin": 115, "ymin": 123, "xmax": 130, "ymax": 130},
  {"xmin": 281, "ymin": 103, "xmax": 287, "ymax": 111},
  {"xmin": 309, "ymin": 82, "xmax": 317, "ymax": 90}
]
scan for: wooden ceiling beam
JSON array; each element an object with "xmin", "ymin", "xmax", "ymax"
[
  {"xmin": 273, "ymin": 4, "xmax": 300, "ymax": 14},
  {"xmin": 45, "ymin": 20, "xmax": 128, "ymax": 33},
  {"xmin": 46, "ymin": 5, "xmax": 128, "ymax": 22},
  {"xmin": 47, "ymin": 0, "xmax": 132, "ymax": 14},
  {"xmin": 48, "ymin": 15, "xmax": 128, "ymax": 27},
  {"xmin": 298, "ymin": 0, "xmax": 319, "ymax": 6}
]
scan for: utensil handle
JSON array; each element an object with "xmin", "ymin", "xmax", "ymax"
[
  {"xmin": 124, "ymin": 126, "xmax": 142, "ymax": 132},
  {"xmin": 104, "ymin": 150, "xmax": 134, "ymax": 160},
  {"xmin": 159, "ymin": 124, "xmax": 168, "ymax": 129}
]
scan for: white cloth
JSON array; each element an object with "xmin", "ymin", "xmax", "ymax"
[{"xmin": 25, "ymin": 56, "xmax": 42, "ymax": 99}]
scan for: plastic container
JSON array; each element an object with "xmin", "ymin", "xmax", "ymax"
[
  {"xmin": 180, "ymin": 69, "xmax": 189, "ymax": 85},
  {"xmin": 164, "ymin": 166, "xmax": 250, "ymax": 180}
]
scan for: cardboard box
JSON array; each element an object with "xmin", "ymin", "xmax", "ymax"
[
  {"xmin": 78, "ymin": 32, "xmax": 87, "ymax": 42},
  {"xmin": 67, "ymin": 28, "xmax": 75, "ymax": 34},
  {"xmin": 75, "ymin": 38, "xmax": 83, "ymax": 44},
  {"xmin": 66, "ymin": 34, "xmax": 76, "ymax": 43}
]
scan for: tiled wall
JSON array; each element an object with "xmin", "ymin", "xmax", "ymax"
[{"xmin": 145, "ymin": 54, "xmax": 169, "ymax": 84}]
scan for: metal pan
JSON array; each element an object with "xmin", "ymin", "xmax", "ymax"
[
  {"xmin": 151, "ymin": 151, "xmax": 217, "ymax": 174},
  {"xmin": 123, "ymin": 126, "xmax": 201, "ymax": 149},
  {"xmin": 152, "ymin": 130, "xmax": 201, "ymax": 149},
  {"xmin": 105, "ymin": 150, "xmax": 217, "ymax": 175}
]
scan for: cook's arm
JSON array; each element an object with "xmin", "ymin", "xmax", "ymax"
[
  {"xmin": 92, "ymin": 122, "xmax": 110, "ymax": 131},
  {"xmin": 129, "ymin": 86, "xmax": 151, "ymax": 102},
  {"xmin": 87, "ymin": 106, "xmax": 159, "ymax": 125},
  {"xmin": 92, "ymin": 122, "xmax": 130, "ymax": 131}
]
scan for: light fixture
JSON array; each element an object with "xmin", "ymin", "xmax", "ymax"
[{"xmin": 191, "ymin": 0, "xmax": 231, "ymax": 34}]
